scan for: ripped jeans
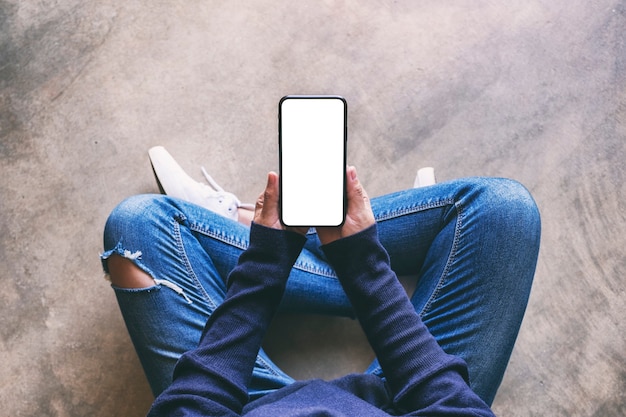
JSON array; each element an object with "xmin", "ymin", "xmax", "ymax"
[{"xmin": 101, "ymin": 177, "xmax": 540, "ymax": 406}]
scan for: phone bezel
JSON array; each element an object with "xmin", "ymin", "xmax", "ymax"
[{"xmin": 278, "ymin": 95, "xmax": 347, "ymax": 227}]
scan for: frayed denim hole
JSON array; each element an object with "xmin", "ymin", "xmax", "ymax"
[
  {"xmin": 103, "ymin": 240, "xmax": 194, "ymax": 304},
  {"xmin": 100, "ymin": 242, "xmax": 156, "ymax": 281},
  {"xmin": 111, "ymin": 280, "xmax": 193, "ymax": 304},
  {"xmin": 111, "ymin": 284, "xmax": 161, "ymax": 293}
]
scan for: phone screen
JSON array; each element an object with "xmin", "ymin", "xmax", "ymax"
[{"xmin": 279, "ymin": 95, "xmax": 347, "ymax": 227}]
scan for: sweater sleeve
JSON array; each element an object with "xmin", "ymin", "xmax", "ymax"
[
  {"xmin": 147, "ymin": 223, "xmax": 306, "ymax": 417},
  {"xmin": 322, "ymin": 225, "xmax": 495, "ymax": 416}
]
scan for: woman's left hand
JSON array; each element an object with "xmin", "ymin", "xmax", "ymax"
[{"xmin": 253, "ymin": 172, "xmax": 308, "ymax": 235}]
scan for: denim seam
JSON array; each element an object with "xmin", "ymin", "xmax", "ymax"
[
  {"xmin": 255, "ymin": 354, "xmax": 283, "ymax": 376},
  {"xmin": 374, "ymin": 198, "xmax": 456, "ymax": 222},
  {"xmin": 172, "ymin": 215, "xmax": 218, "ymax": 310},
  {"xmin": 420, "ymin": 200, "xmax": 464, "ymax": 315},
  {"xmin": 190, "ymin": 223, "xmax": 249, "ymax": 250},
  {"xmin": 292, "ymin": 262, "xmax": 337, "ymax": 278},
  {"xmin": 192, "ymin": 222, "xmax": 338, "ymax": 278}
]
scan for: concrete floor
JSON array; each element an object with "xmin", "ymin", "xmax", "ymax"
[{"xmin": 1, "ymin": 1, "xmax": 625, "ymax": 415}]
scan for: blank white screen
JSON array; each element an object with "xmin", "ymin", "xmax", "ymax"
[{"xmin": 280, "ymin": 97, "xmax": 345, "ymax": 226}]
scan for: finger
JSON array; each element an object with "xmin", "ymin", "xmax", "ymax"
[
  {"xmin": 254, "ymin": 172, "xmax": 279, "ymax": 222},
  {"xmin": 346, "ymin": 166, "xmax": 370, "ymax": 211},
  {"xmin": 254, "ymin": 177, "xmax": 268, "ymax": 217},
  {"xmin": 254, "ymin": 172, "xmax": 273, "ymax": 217},
  {"xmin": 263, "ymin": 171, "xmax": 280, "ymax": 214}
]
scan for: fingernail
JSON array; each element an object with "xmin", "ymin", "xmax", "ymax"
[{"xmin": 349, "ymin": 166, "xmax": 357, "ymax": 181}]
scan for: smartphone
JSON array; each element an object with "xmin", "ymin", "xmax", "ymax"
[{"xmin": 279, "ymin": 95, "xmax": 347, "ymax": 227}]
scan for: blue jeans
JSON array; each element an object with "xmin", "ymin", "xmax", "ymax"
[{"xmin": 101, "ymin": 177, "xmax": 540, "ymax": 406}]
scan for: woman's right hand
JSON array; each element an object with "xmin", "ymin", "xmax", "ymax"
[{"xmin": 316, "ymin": 166, "xmax": 376, "ymax": 245}]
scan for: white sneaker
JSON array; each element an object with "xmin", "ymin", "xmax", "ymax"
[
  {"xmin": 414, "ymin": 167, "xmax": 436, "ymax": 188},
  {"xmin": 148, "ymin": 146, "xmax": 254, "ymax": 221}
]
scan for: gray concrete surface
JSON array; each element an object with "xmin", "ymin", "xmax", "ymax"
[{"xmin": 1, "ymin": 1, "xmax": 624, "ymax": 415}]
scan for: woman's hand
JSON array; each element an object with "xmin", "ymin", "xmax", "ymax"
[
  {"xmin": 253, "ymin": 171, "xmax": 309, "ymax": 235},
  {"xmin": 316, "ymin": 166, "xmax": 375, "ymax": 245}
]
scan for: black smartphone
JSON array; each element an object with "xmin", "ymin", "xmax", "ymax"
[{"xmin": 279, "ymin": 95, "xmax": 347, "ymax": 227}]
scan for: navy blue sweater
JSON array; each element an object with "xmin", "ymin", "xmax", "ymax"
[{"xmin": 147, "ymin": 224, "xmax": 495, "ymax": 416}]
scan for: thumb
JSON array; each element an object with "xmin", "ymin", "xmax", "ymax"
[
  {"xmin": 346, "ymin": 166, "xmax": 370, "ymax": 212},
  {"xmin": 254, "ymin": 171, "xmax": 280, "ymax": 227},
  {"xmin": 343, "ymin": 166, "xmax": 375, "ymax": 236},
  {"xmin": 263, "ymin": 171, "xmax": 279, "ymax": 212}
]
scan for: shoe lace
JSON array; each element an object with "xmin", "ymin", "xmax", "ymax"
[
  {"xmin": 200, "ymin": 167, "xmax": 226, "ymax": 192},
  {"xmin": 200, "ymin": 167, "xmax": 255, "ymax": 210}
]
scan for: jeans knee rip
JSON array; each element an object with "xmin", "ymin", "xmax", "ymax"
[{"xmin": 101, "ymin": 243, "xmax": 193, "ymax": 304}]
